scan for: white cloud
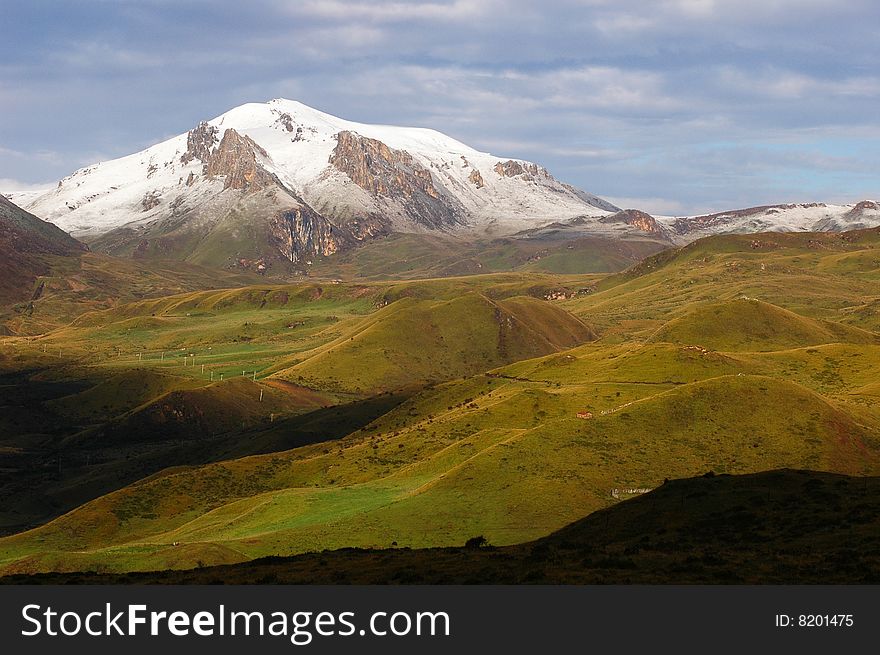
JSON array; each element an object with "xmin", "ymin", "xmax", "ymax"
[
  {"xmin": 0, "ymin": 146, "xmax": 64, "ymax": 165},
  {"xmin": 718, "ymin": 67, "xmax": 880, "ymax": 99},
  {"xmin": 289, "ymin": 0, "xmax": 493, "ymax": 23},
  {"xmin": 667, "ymin": 0, "xmax": 717, "ymax": 18},
  {"xmin": 593, "ymin": 14, "xmax": 656, "ymax": 34},
  {"xmin": 0, "ymin": 178, "xmax": 54, "ymax": 193},
  {"xmin": 54, "ymin": 41, "xmax": 167, "ymax": 71},
  {"xmin": 2, "ymin": 0, "xmax": 879, "ymax": 210},
  {"xmin": 604, "ymin": 196, "xmax": 690, "ymax": 215}
]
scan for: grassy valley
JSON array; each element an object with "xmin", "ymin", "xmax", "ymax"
[
  {"xmin": 1, "ymin": 228, "xmax": 878, "ymax": 577},
  {"xmin": 307, "ymin": 232, "xmax": 667, "ymax": 279},
  {"xmin": 0, "ymin": 273, "xmax": 598, "ymax": 535},
  {"xmin": 9, "ymin": 469, "xmax": 877, "ymax": 584}
]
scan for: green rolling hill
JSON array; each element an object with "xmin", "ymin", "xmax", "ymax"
[
  {"xmin": 270, "ymin": 293, "xmax": 595, "ymax": 393},
  {"xmin": 0, "ymin": 273, "xmax": 598, "ymax": 535},
  {"xmin": 7, "ymin": 469, "xmax": 877, "ymax": 584},
  {"xmin": 0, "ymin": 228, "xmax": 878, "ymax": 577}
]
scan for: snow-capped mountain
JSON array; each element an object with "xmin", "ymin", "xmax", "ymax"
[
  {"xmin": 515, "ymin": 201, "xmax": 880, "ymax": 247},
  {"xmin": 5, "ymin": 99, "xmax": 631, "ymax": 271},
  {"xmin": 658, "ymin": 201, "xmax": 880, "ymax": 241}
]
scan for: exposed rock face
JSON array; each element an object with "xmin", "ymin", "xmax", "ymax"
[
  {"xmin": 181, "ymin": 124, "xmax": 275, "ymax": 193},
  {"xmin": 17, "ymin": 100, "xmax": 633, "ymax": 271},
  {"xmin": 343, "ymin": 213, "xmax": 390, "ymax": 241},
  {"xmin": 330, "ymin": 131, "xmax": 462, "ymax": 228},
  {"xmin": 600, "ymin": 209, "xmax": 667, "ymax": 236},
  {"xmin": 494, "ymin": 159, "xmax": 543, "ymax": 180},
  {"xmin": 180, "ymin": 122, "xmax": 218, "ymax": 164},
  {"xmin": 270, "ymin": 207, "xmax": 338, "ymax": 263},
  {"xmin": 468, "ymin": 169, "xmax": 485, "ymax": 189},
  {"xmin": 141, "ymin": 191, "xmax": 161, "ymax": 212},
  {"xmin": 843, "ymin": 200, "xmax": 880, "ymax": 220},
  {"xmin": 204, "ymin": 129, "xmax": 276, "ymax": 192},
  {"xmin": 275, "ymin": 112, "xmax": 295, "ymax": 132}
]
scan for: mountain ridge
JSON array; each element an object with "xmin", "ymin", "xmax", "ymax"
[
  {"xmin": 5, "ymin": 99, "xmax": 880, "ymax": 273},
  {"xmin": 7, "ymin": 99, "xmax": 630, "ymax": 272},
  {"xmin": 0, "ymin": 196, "xmax": 86, "ymax": 308}
]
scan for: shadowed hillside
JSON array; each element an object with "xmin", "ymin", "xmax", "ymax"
[
  {"xmin": 1, "ymin": 361, "xmax": 876, "ymax": 575},
  {"xmin": 0, "ymin": 274, "xmax": 597, "ymax": 535},
  {"xmin": 5, "ymin": 470, "xmax": 877, "ymax": 584},
  {"xmin": 2, "ymin": 227, "xmax": 880, "ymax": 579},
  {"xmin": 0, "ymin": 196, "xmax": 86, "ymax": 313}
]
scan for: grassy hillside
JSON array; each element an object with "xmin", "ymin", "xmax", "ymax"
[
  {"xmin": 1, "ymin": 334, "xmax": 877, "ymax": 574},
  {"xmin": 0, "ymin": 273, "xmax": 597, "ymax": 534},
  {"xmin": 9, "ymin": 469, "xmax": 877, "ymax": 584},
  {"xmin": 307, "ymin": 232, "xmax": 666, "ymax": 279},
  {"xmin": 0, "ymin": 362, "xmax": 410, "ymax": 537},
  {"xmin": 1, "ymin": 228, "xmax": 879, "ymax": 578},
  {"xmin": 564, "ymin": 228, "xmax": 880, "ymax": 337},
  {"xmin": 2, "ymin": 252, "xmax": 264, "ymax": 335},
  {"xmin": 271, "ymin": 293, "xmax": 595, "ymax": 393},
  {"xmin": 649, "ymin": 298, "xmax": 880, "ymax": 351}
]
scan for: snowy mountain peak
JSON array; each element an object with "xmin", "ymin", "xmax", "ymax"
[
  {"xmin": 4, "ymin": 99, "xmax": 629, "ymax": 270},
  {"xmin": 657, "ymin": 201, "xmax": 880, "ymax": 239}
]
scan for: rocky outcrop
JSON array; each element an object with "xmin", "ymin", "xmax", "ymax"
[
  {"xmin": 329, "ymin": 131, "xmax": 462, "ymax": 228},
  {"xmin": 468, "ymin": 169, "xmax": 485, "ymax": 189},
  {"xmin": 843, "ymin": 200, "xmax": 880, "ymax": 221},
  {"xmin": 274, "ymin": 111, "xmax": 295, "ymax": 132},
  {"xmin": 343, "ymin": 213, "xmax": 390, "ymax": 241},
  {"xmin": 272, "ymin": 110, "xmax": 310, "ymax": 142},
  {"xmin": 180, "ymin": 122, "xmax": 218, "ymax": 164},
  {"xmin": 141, "ymin": 191, "xmax": 161, "ymax": 212},
  {"xmin": 204, "ymin": 129, "xmax": 276, "ymax": 192},
  {"xmin": 600, "ymin": 209, "xmax": 667, "ymax": 236},
  {"xmin": 180, "ymin": 123, "xmax": 276, "ymax": 193},
  {"xmin": 269, "ymin": 203, "xmax": 347, "ymax": 263},
  {"xmin": 493, "ymin": 159, "xmax": 544, "ymax": 180}
]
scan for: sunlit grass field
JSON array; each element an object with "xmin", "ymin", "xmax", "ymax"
[{"xmin": 1, "ymin": 228, "xmax": 879, "ymax": 575}]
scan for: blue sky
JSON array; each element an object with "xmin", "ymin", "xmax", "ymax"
[{"xmin": 2, "ymin": 0, "xmax": 878, "ymax": 214}]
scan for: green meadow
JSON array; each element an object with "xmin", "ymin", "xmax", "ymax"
[{"xmin": 1, "ymin": 228, "xmax": 879, "ymax": 575}]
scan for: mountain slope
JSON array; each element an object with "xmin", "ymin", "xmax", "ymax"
[
  {"xmin": 649, "ymin": 298, "xmax": 880, "ymax": 351},
  {"xmin": 1, "ymin": 366, "xmax": 877, "ymax": 575},
  {"xmin": 2, "ymin": 229, "xmax": 880, "ymax": 574},
  {"xmin": 8, "ymin": 99, "xmax": 631, "ymax": 272},
  {"xmin": 660, "ymin": 201, "xmax": 880, "ymax": 242},
  {"xmin": 564, "ymin": 227, "xmax": 880, "ymax": 336},
  {"xmin": 0, "ymin": 196, "xmax": 86, "ymax": 307},
  {"xmin": 12, "ymin": 470, "xmax": 878, "ymax": 584},
  {"xmin": 270, "ymin": 293, "xmax": 596, "ymax": 393}
]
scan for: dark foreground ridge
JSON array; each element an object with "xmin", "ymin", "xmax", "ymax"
[{"xmin": 5, "ymin": 469, "xmax": 879, "ymax": 584}]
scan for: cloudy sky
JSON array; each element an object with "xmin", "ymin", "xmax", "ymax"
[{"xmin": 2, "ymin": 0, "xmax": 878, "ymax": 214}]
